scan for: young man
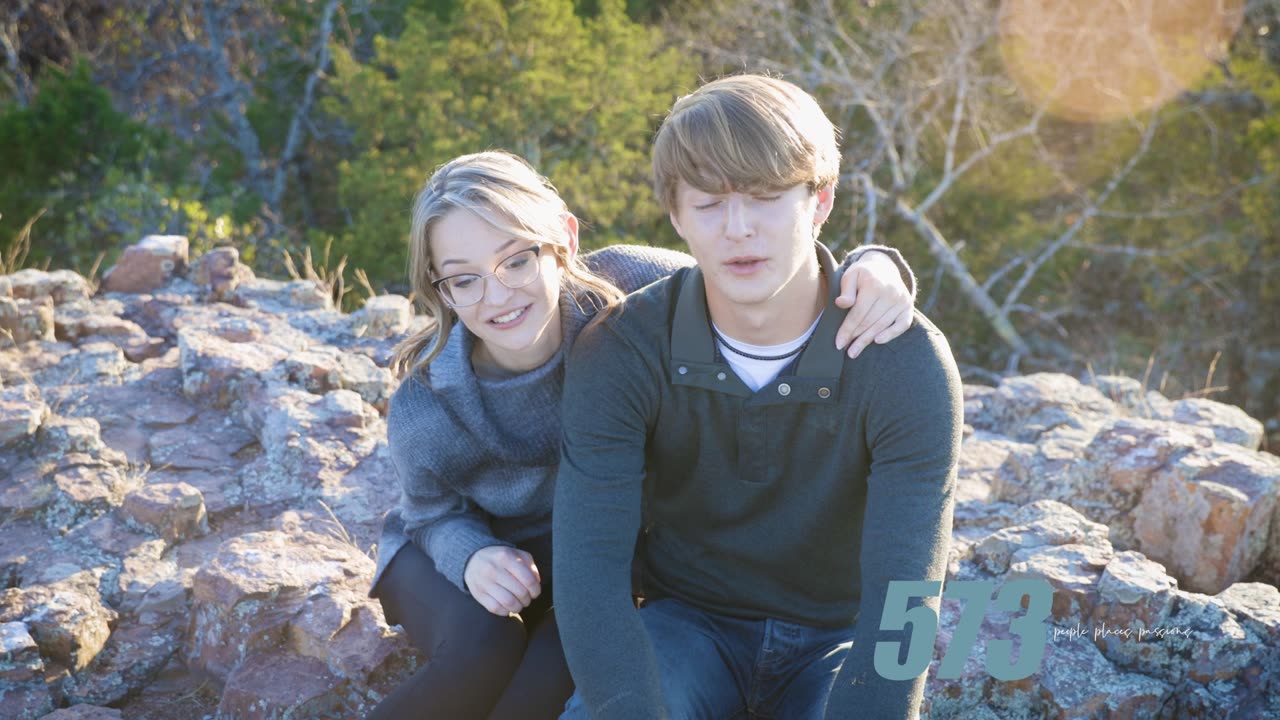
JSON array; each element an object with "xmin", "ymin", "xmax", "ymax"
[{"xmin": 552, "ymin": 74, "xmax": 962, "ymax": 719}]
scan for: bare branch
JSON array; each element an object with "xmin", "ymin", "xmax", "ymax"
[
  {"xmin": 1001, "ymin": 114, "xmax": 1163, "ymax": 315},
  {"xmin": 268, "ymin": 0, "xmax": 341, "ymax": 211}
]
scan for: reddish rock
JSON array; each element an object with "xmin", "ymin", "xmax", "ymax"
[
  {"xmin": 191, "ymin": 247, "xmax": 254, "ymax": 301},
  {"xmin": 216, "ymin": 652, "xmax": 347, "ymax": 719},
  {"xmin": 177, "ymin": 328, "xmax": 287, "ymax": 409},
  {"xmin": 101, "ymin": 236, "xmax": 189, "ymax": 294},
  {"xmin": 1133, "ymin": 444, "xmax": 1280, "ymax": 594},
  {"xmin": 121, "ymin": 482, "xmax": 208, "ymax": 543}
]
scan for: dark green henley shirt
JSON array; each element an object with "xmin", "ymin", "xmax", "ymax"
[{"xmin": 553, "ymin": 242, "xmax": 962, "ymax": 720}]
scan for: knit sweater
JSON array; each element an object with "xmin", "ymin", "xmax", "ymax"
[{"xmin": 371, "ymin": 243, "xmax": 917, "ymax": 595}]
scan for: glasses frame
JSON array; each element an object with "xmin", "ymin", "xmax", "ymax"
[{"xmin": 431, "ymin": 245, "xmax": 545, "ymax": 308}]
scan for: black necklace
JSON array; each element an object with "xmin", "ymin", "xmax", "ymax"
[{"xmin": 710, "ymin": 323, "xmax": 810, "ymax": 362}]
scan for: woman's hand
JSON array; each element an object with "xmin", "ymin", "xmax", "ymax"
[
  {"xmin": 463, "ymin": 545, "xmax": 543, "ymax": 616},
  {"xmin": 834, "ymin": 251, "xmax": 914, "ymax": 358}
]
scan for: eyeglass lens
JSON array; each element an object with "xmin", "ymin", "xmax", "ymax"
[{"xmin": 439, "ymin": 247, "xmax": 541, "ymax": 306}]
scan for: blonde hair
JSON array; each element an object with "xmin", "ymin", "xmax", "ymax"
[
  {"xmin": 390, "ymin": 150, "xmax": 625, "ymax": 378},
  {"xmin": 652, "ymin": 74, "xmax": 841, "ymax": 213}
]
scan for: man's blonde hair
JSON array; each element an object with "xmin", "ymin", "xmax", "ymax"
[{"xmin": 652, "ymin": 74, "xmax": 841, "ymax": 213}]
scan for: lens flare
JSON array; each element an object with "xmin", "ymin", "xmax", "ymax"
[{"xmin": 999, "ymin": 0, "xmax": 1244, "ymax": 122}]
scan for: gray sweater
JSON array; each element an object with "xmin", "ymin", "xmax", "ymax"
[
  {"xmin": 372, "ymin": 245, "xmax": 696, "ymax": 593},
  {"xmin": 371, "ymin": 243, "xmax": 916, "ymax": 595}
]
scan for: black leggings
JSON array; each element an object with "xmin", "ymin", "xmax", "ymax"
[{"xmin": 367, "ymin": 541, "xmax": 574, "ymax": 720}]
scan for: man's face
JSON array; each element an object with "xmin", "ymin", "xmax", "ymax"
[{"xmin": 669, "ymin": 180, "xmax": 835, "ymax": 309}]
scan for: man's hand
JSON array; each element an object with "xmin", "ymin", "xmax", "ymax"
[
  {"xmin": 834, "ymin": 251, "xmax": 914, "ymax": 358},
  {"xmin": 464, "ymin": 545, "xmax": 542, "ymax": 616}
]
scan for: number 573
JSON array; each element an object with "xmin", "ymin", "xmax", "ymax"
[{"xmin": 873, "ymin": 578, "xmax": 1052, "ymax": 682}]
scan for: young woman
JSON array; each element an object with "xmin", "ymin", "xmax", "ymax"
[{"xmin": 366, "ymin": 150, "xmax": 917, "ymax": 720}]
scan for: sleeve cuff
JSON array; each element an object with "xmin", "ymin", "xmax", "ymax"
[
  {"xmin": 411, "ymin": 519, "xmax": 512, "ymax": 593},
  {"xmin": 846, "ymin": 244, "xmax": 918, "ymax": 301}
]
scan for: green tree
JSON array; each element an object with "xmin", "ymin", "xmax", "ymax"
[{"xmin": 325, "ymin": 0, "xmax": 693, "ymax": 285}]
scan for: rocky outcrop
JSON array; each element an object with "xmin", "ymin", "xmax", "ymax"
[{"xmin": 1, "ymin": 239, "xmax": 1277, "ymax": 719}]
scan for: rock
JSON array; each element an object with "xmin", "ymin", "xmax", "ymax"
[
  {"xmin": 185, "ymin": 529, "xmax": 412, "ymax": 696},
  {"xmin": 216, "ymin": 652, "xmax": 348, "ymax": 720},
  {"xmin": 0, "ymin": 686, "xmax": 53, "ymax": 720},
  {"xmin": 54, "ymin": 341, "xmax": 131, "ymax": 385},
  {"xmin": 61, "ymin": 619, "xmax": 184, "ymax": 707},
  {"xmin": 1035, "ymin": 637, "xmax": 1172, "ymax": 718},
  {"xmin": 147, "ymin": 421, "xmax": 256, "ymax": 471},
  {"xmin": 121, "ymin": 482, "xmax": 209, "ymax": 543},
  {"xmin": 1090, "ymin": 552, "xmax": 1181, "ymax": 669},
  {"xmin": 349, "ymin": 295, "xmax": 412, "ymax": 338},
  {"xmin": 37, "ymin": 417, "xmax": 106, "ymax": 457},
  {"xmin": 956, "ymin": 432, "xmax": 1027, "ymax": 505},
  {"xmin": 0, "ymin": 296, "xmax": 56, "ymax": 345},
  {"xmin": 101, "ymin": 236, "xmax": 189, "ymax": 294},
  {"xmin": 1087, "ymin": 374, "xmax": 1148, "ymax": 412},
  {"xmin": 280, "ymin": 349, "xmax": 396, "ymax": 412},
  {"xmin": 991, "ymin": 425, "xmax": 1096, "ymax": 506},
  {"xmin": 984, "ymin": 373, "xmax": 1117, "ymax": 442},
  {"xmin": 1132, "ymin": 443, "xmax": 1280, "ymax": 594},
  {"xmin": 232, "ymin": 277, "xmax": 332, "ymax": 313},
  {"xmin": 5, "ymin": 269, "xmax": 90, "ymax": 305},
  {"xmin": 971, "ymin": 500, "xmax": 1111, "ymax": 575},
  {"xmin": 1007, "ymin": 543, "xmax": 1111, "ymax": 625},
  {"xmin": 960, "ymin": 384, "xmax": 999, "ymax": 433},
  {"xmin": 177, "ymin": 327, "xmax": 288, "ymax": 409},
  {"xmin": 38, "ymin": 706, "xmax": 124, "ymax": 719},
  {"xmin": 1169, "ymin": 397, "xmax": 1266, "ymax": 450},
  {"xmin": 1215, "ymin": 582, "xmax": 1280, "ymax": 645},
  {"xmin": 0, "ymin": 385, "xmax": 45, "ymax": 448},
  {"xmin": 191, "ymin": 247, "xmax": 254, "ymax": 301},
  {"xmin": 0, "ymin": 621, "xmax": 43, "ymax": 685},
  {"xmin": 0, "ymin": 575, "xmax": 117, "ymax": 672}
]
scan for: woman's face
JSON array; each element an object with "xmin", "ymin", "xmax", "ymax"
[{"xmin": 430, "ymin": 207, "xmax": 570, "ymax": 376}]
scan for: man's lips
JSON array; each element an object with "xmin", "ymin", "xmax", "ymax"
[{"xmin": 724, "ymin": 257, "xmax": 767, "ymax": 274}]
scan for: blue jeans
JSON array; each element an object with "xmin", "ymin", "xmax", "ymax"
[{"xmin": 561, "ymin": 597, "xmax": 853, "ymax": 719}]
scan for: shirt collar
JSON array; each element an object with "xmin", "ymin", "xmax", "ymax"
[{"xmin": 671, "ymin": 241, "xmax": 846, "ymax": 380}]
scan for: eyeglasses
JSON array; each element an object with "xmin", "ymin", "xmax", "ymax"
[{"xmin": 432, "ymin": 245, "xmax": 544, "ymax": 307}]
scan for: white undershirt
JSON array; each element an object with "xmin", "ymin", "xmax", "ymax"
[{"xmin": 712, "ymin": 313, "xmax": 823, "ymax": 392}]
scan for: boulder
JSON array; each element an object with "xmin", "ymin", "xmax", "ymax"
[
  {"xmin": 1132, "ymin": 443, "xmax": 1280, "ymax": 593},
  {"xmin": 186, "ymin": 529, "xmax": 416, "ymax": 717},
  {"xmin": 121, "ymin": 482, "xmax": 209, "ymax": 543},
  {"xmin": 0, "ymin": 296, "xmax": 56, "ymax": 345},
  {"xmin": 191, "ymin": 247, "xmax": 255, "ymax": 301},
  {"xmin": 348, "ymin": 294, "xmax": 413, "ymax": 338},
  {"xmin": 101, "ymin": 236, "xmax": 189, "ymax": 294}
]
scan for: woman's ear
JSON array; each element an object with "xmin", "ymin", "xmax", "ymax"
[{"xmin": 562, "ymin": 212, "xmax": 580, "ymax": 262}]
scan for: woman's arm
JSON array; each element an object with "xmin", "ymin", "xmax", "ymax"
[{"xmin": 588, "ymin": 243, "xmax": 917, "ymax": 357}]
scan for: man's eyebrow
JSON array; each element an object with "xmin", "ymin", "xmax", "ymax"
[{"xmin": 438, "ymin": 238, "xmax": 520, "ymax": 268}]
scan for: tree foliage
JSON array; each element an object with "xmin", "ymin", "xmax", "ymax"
[{"xmin": 325, "ymin": 0, "xmax": 693, "ymax": 282}]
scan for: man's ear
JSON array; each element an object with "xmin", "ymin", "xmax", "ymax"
[
  {"xmin": 562, "ymin": 212, "xmax": 580, "ymax": 262},
  {"xmin": 813, "ymin": 184, "xmax": 836, "ymax": 226},
  {"xmin": 668, "ymin": 210, "xmax": 686, "ymax": 241}
]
